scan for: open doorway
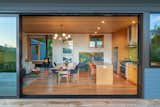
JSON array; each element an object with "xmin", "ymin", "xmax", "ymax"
[{"xmin": 21, "ymin": 15, "xmax": 139, "ymax": 96}]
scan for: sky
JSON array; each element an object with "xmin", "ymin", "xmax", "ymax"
[
  {"xmin": 0, "ymin": 17, "xmax": 16, "ymax": 48},
  {"xmin": 150, "ymin": 14, "xmax": 160, "ymax": 30}
]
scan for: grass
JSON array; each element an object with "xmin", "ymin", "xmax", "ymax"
[{"xmin": 0, "ymin": 46, "xmax": 16, "ymax": 72}]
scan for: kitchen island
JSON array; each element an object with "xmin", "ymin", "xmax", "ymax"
[{"xmin": 96, "ymin": 63, "xmax": 113, "ymax": 85}]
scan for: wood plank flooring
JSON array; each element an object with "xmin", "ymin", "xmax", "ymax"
[{"xmin": 23, "ymin": 71, "xmax": 137, "ymax": 95}]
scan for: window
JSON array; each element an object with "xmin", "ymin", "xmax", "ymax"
[
  {"xmin": 0, "ymin": 16, "xmax": 17, "ymax": 96},
  {"xmin": 30, "ymin": 37, "xmax": 46, "ymax": 60},
  {"xmin": 89, "ymin": 35, "xmax": 104, "ymax": 48},
  {"xmin": 150, "ymin": 14, "xmax": 160, "ymax": 66}
]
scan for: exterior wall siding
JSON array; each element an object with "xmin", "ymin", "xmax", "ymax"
[
  {"xmin": 0, "ymin": 1, "xmax": 160, "ymax": 13},
  {"xmin": 144, "ymin": 68, "xmax": 160, "ymax": 99}
]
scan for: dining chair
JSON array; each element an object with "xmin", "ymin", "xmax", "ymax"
[
  {"xmin": 58, "ymin": 70, "xmax": 70, "ymax": 84},
  {"xmin": 70, "ymin": 63, "xmax": 80, "ymax": 82},
  {"xmin": 88, "ymin": 62, "xmax": 96, "ymax": 79}
]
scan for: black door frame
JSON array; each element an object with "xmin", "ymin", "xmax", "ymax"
[{"xmin": 19, "ymin": 13, "xmax": 144, "ymax": 98}]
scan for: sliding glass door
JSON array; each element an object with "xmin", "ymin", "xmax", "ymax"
[
  {"xmin": 0, "ymin": 15, "xmax": 18, "ymax": 97},
  {"xmin": 21, "ymin": 15, "xmax": 139, "ymax": 97}
]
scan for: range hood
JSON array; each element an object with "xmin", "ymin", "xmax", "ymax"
[{"xmin": 127, "ymin": 24, "xmax": 138, "ymax": 48}]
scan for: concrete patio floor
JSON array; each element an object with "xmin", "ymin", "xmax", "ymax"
[{"xmin": 0, "ymin": 99, "xmax": 160, "ymax": 107}]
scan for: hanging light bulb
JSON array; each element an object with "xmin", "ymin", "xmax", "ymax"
[
  {"xmin": 53, "ymin": 24, "xmax": 72, "ymax": 41},
  {"xmin": 53, "ymin": 33, "xmax": 58, "ymax": 39},
  {"xmin": 54, "ymin": 33, "xmax": 58, "ymax": 37},
  {"xmin": 65, "ymin": 36, "xmax": 68, "ymax": 39},
  {"xmin": 62, "ymin": 33, "xmax": 66, "ymax": 37},
  {"xmin": 53, "ymin": 36, "xmax": 57, "ymax": 40},
  {"xmin": 97, "ymin": 26, "xmax": 101, "ymax": 30},
  {"xmin": 68, "ymin": 34, "xmax": 71, "ymax": 38}
]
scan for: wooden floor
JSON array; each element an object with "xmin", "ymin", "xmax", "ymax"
[{"xmin": 23, "ymin": 71, "xmax": 137, "ymax": 95}]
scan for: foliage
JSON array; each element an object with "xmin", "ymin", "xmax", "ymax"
[
  {"xmin": 151, "ymin": 26, "xmax": 160, "ymax": 62},
  {"xmin": 0, "ymin": 45, "xmax": 16, "ymax": 72}
]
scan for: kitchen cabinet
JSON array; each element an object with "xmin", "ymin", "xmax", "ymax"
[
  {"xmin": 126, "ymin": 63, "xmax": 137, "ymax": 85},
  {"xmin": 96, "ymin": 64, "xmax": 113, "ymax": 85}
]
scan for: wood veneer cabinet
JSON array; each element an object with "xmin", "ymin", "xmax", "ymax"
[
  {"xmin": 96, "ymin": 64, "xmax": 113, "ymax": 85},
  {"xmin": 126, "ymin": 63, "xmax": 137, "ymax": 85}
]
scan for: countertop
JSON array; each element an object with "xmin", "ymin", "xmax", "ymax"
[{"xmin": 94, "ymin": 62, "xmax": 113, "ymax": 66}]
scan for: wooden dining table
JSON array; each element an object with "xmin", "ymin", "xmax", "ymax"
[{"xmin": 50, "ymin": 63, "xmax": 76, "ymax": 84}]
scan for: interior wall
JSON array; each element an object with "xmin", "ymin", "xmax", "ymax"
[
  {"xmin": 52, "ymin": 39, "xmax": 63, "ymax": 64},
  {"xmin": 112, "ymin": 28, "xmax": 128, "ymax": 73},
  {"xmin": 72, "ymin": 34, "xmax": 112, "ymax": 64},
  {"xmin": 52, "ymin": 34, "xmax": 112, "ymax": 64}
]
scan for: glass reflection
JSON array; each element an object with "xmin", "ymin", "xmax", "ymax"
[
  {"xmin": 150, "ymin": 14, "xmax": 160, "ymax": 66},
  {"xmin": 0, "ymin": 17, "xmax": 17, "ymax": 96}
]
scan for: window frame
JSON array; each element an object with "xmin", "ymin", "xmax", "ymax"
[
  {"xmin": 28, "ymin": 36, "xmax": 46, "ymax": 61},
  {"xmin": 89, "ymin": 35, "xmax": 104, "ymax": 48},
  {"xmin": 19, "ymin": 13, "xmax": 144, "ymax": 99},
  {"xmin": 149, "ymin": 13, "xmax": 160, "ymax": 67}
]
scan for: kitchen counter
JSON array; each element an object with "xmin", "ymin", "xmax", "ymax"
[
  {"xmin": 95, "ymin": 62, "xmax": 113, "ymax": 66},
  {"xmin": 96, "ymin": 63, "xmax": 113, "ymax": 85}
]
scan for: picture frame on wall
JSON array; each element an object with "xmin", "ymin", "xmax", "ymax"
[{"xmin": 63, "ymin": 48, "xmax": 72, "ymax": 54}]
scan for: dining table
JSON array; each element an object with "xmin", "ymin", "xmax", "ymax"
[{"xmin": 50, "ymin": 63, "xmax": 76, "ymax": 84}]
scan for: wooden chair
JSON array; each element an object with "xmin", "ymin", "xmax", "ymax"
[
  {"xmin": 88, "ymin": 62, "xmax": 96, "ymax": 79},
  {"xmin": 58, "ymin": 70, "xmax": 70, "ymax": 84}
]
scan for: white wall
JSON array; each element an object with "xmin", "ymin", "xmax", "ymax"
[
  {"xmin": 52, "ymin": 34, "xmax": 112, "ymax": 64},
  {"xmin": 72, "ymin": 34, "xmax": 112, "ymax": 64},
  {"xmin": 52, "ymin": 40, "xmax": 63, "ymax": 64}
]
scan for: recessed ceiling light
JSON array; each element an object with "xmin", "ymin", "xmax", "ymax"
[
  {"xmin": 132, "ymin": 20, "xmax": 136, "ymax": 24},
  {"xmin": 101, "ymin": 20, "xmax": 105, "ymax": 24},
  {"xmin": 97, "ymin": 26, "xmax": 101, "ymax": 30},
  {"xmin": 94, "ymin": 31, "xmax": 98, "ymax": 34}
]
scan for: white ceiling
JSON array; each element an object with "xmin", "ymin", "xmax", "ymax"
[{"xmin": 22, "ymin": 16, "xmax": 138, "ymax": 34}]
